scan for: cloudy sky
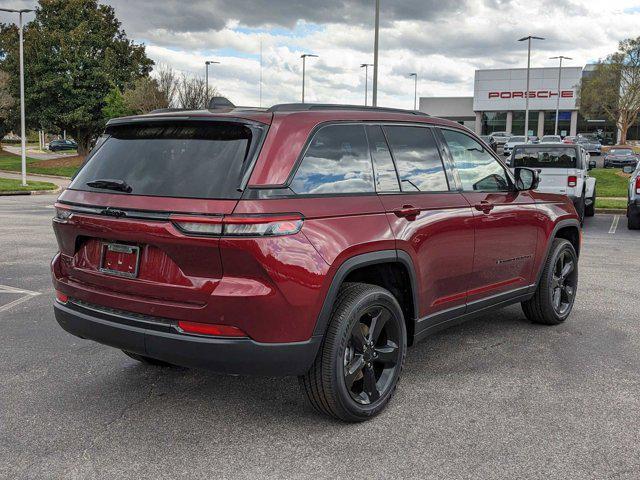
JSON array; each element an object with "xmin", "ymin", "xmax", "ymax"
[{"xmin": 3, "ymin": 0, "xmax": 640, "ymax": 108}]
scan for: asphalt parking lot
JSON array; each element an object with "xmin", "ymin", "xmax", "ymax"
[{"xmin": 1, "ymin": 195, "xmax": 639, "ymax": 479}]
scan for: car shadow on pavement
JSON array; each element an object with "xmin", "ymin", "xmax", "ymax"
[{"xmin": 58, "ymin": 304, "xmax": 559, "ymax": 428}]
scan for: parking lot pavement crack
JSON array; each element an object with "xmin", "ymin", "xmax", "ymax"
[{"xmin": 80, "ymin": 386, "xmax": 158, "ymax": 459}]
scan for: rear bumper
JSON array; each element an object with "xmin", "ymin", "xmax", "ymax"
[{"xmin": 54, "ymin": 301, "xmax": 321, "ymax": 376}]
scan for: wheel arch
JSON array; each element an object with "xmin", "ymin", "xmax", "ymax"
[
  {"xmin": 312, "ymin": 250, "xmax": 419, "ymax": 345},
  {"xmin": 534, "ymin": 219, "xmax": 581, "ymax": 286}
]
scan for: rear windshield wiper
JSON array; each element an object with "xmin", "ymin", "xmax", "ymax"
[{"xmin": 86, "ymin": 179, "xmax": 132, "ymax": 193}]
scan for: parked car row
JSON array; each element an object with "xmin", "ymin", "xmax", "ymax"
[
  {"xmin": 48, "ymin": 139, "xmax": 77, "ymax": 152},
  {"xmin": 485, "ymin": 132, "xmax": 603, "ymax": 156}
]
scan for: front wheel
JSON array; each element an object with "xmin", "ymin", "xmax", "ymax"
[
  {"xmin": 522, "ymin": 239, "xmax": 578, "ymax": 325},
  {"xmin": 299, "ymin": 283, "xmax": 407, "ymax": 422}
]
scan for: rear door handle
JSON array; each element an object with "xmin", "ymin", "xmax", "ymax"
[
  {"xmin": 474, "ymin": 201, "xmax": 494, "ymax": 214},
  {"xmin": 394, "ymin": 205, "xmax": 420, "ymax": 220}
]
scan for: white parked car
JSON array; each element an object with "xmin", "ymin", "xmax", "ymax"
[
  {"xmin": 502, "ymin": 136, "xmax": 527, "ymax": 156},
  {"xmin": 510, "ymin": 144, "xmax": 597, "ymax": 221}
]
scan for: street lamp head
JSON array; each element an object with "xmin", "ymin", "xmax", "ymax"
[
  {"xmin": 301, "ymin": 53, "xmax": 318, "ymax": 59},
  {"xmin": 0, "ymin": 8, "xmax": 34, "ymax": 13},
  {"xmin": 409, "ymin": 73, "xmax": 417, "ymax": 77},
  {"xmin": 549, "ymin": 56, "xmax": 573, "ymax": 60},
  {"xmin": 518, "ymin": 35, "xmax": 545, "ymax": 42},
  {"xmin": 360, "ymin": 63, "xmax": 373, "ymax": 68},
  {"xmin": 205, "ymin": 60, "xmax": 220, "ymax": 65}
]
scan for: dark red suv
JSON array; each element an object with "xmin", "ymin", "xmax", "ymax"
[{"xmin": 52, "ymin": 103, "xmax": 581, "ymax": 422}]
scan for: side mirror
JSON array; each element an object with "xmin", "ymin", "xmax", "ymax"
[
  {"xmin": 623, "ymin": 165, "xmax": 635, "ymax": 174},
  {"xmin": 588, "ymin": 160, "xmax": 596, "ymax": 170},
  {"xmin": 514, "ymin": 167, "xmax": 540, "ymax": 191}
]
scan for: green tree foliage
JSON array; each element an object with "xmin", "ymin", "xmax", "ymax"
[
  {"xmin": 0, "ymin": 23, "xmax": 18, "ymax": 139},
  {"xmin": 579, "ymin": 37, "xmax": 640, "ymax": 144},
  {"xmin": 0, "ymin": 0, "xmax": 153, "ymax": 154},
  {"xmin": 102, "ymin": 86, "xmax": 134, "ymax": 120}
]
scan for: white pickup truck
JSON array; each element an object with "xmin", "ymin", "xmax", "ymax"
[{"xmin": 507, "ymin": 143, "xmax": 597, "ymax": 221}]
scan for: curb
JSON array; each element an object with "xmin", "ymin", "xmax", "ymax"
[
  {"xmin": 595, "ymin": 208, "xmax": 627, "ymax": 214},
  {"xmin": 0, "ymin": 186, "xmax": 62, "ymax": 196}
]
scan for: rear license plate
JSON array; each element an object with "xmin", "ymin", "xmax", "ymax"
[{"xmin": 100, "ymin": 243, "xmax": 140, "ymax": 278}]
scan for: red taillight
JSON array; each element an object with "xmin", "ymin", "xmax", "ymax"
[
  {"xmin": 55, "ymin": 291, "xmax": 68, "ymax": 304},
  {"xmin": 171, "ymin": 214, "xmax": 303, "ymax": 237},
  {"xmin": 635, "ymin": 176, "xmax": 640, "ymax": 194},
  {"xmin": 177, "ymin": 321, "xmax": 247, "ymax": 337},
  {"xmin": 568, "ymin": 176, "xmax": 577, "ymax": 187}
]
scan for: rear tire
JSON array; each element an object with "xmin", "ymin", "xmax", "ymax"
[
  {"xmin": 522, "ymin": 239, "xmax": 578, "ymax": 325},
  {"xmin": 585, "ymin": 188, "xmax": 596, "ymax": 217},
  {"xmin": 628, "ymin": 207, "xmax": 640, "ymax": 230},
  {"xmin": 122, "ymin": 350, "xmax": 175, "ymax": 367},
  {"xmin": 299, "ymin": 283, "xmax": 407, "ymax": 422}
]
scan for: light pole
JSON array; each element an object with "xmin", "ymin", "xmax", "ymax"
[
  {"xmin": 300, "ymin": 53, "xmax": 318, "ymax": 103},
  {"xmin": 518, "ymin": 35, "xmax": 544, "ymax": 141},
  {"xmin": 205, "ymin": 60, "xmax": 219, "ymax": 107},
  {"xmin": 409, "ymin": 73, "xmax": 417, "ymax": 110},
  {"xmin": 360, "ymin": 63, "xmax": 373, "ymax": 106},
  {"xmin": 1, "ymin": 7, "xmax": 34, "ymax": 187},
  {"xmin": 372, "ymin": 0, "xmax": 380, "ymax": 106},
  {"xmin": 549, "ymin": 55, "xmax": 572, "ymax": 136}
]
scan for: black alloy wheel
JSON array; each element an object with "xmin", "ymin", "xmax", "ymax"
[
  {"xmin": 343, "ymin": 305, "xmax": 401, "ymax": 405},
  {"xmin": 550, "ymin": 250, "xmax": 577, "ymax": 317},
  {"xmin": 299, "ymin": 283, "xmax": 407, "ymax": 422}
]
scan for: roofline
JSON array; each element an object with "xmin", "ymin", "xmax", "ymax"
[{"xmin": 267, "ymin": 103, "xmax": 429, "ymax": 116}]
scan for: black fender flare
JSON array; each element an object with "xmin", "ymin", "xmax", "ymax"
[
  {"xmin": 312, "ymin": 250, "xmax": 419, "ymax": 337},
  {"xmin": 533, "ymin": 218, "xmax": 581, "ymax": 288}
]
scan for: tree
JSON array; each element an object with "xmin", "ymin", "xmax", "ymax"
[
  {"xmin": 156, "ymin": 64, "xmax": 179, "ymax": 108},
  {"xmin": 0, "ymin": 0, "xmax": 153, "ymax": 155},
  {"xmin": 177, "ymin": 74, "xmax": 213, "ymax": 110},
  {"xmin": 102, "ymin": 86, "xmax": 134, "ymax": 120},
  {"xmin": 0, "ymin": 71, "xmax": 16, "ymax": 139},
  {"xmin": 579, "ymin": 36, "xmax": 640, "ymax": 144},
  {"xmin": 123, "ymin": 77, "xmax": 169, "ymax": 114}
]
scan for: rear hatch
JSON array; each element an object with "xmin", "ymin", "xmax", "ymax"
[
  {"xmin": 511, "ymin": 145, "xmax": 578, "ymax": 194},
  {"xmin": 53, "ymin": 117, "xmax": 268, "ymax": 316}
]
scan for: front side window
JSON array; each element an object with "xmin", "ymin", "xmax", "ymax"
[
  {"xmin": 441, "ymin": 129, "xmax": 510, "ymax": 192},
  {"xmin": 383, "ymin": 126, "xmax": 449, "ymax": 192},
  {"xmin": 291, "ymin": 124, "xmax": 375, "ymax": 195}
]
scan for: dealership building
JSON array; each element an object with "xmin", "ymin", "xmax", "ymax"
[{"xmin": 420, "ymin": 65, "xmax": 623, "ymax": 141}]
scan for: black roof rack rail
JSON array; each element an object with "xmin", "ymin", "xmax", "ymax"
[
  {"xmin": 267, "ymin": 103, "xmax": 429, "ymax": 116},
  {"xmin": 148, "ymin": 108, "xmax": 191, "ymax": 114}
]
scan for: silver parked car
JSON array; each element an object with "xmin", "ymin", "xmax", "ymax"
[
  {"xmin": 626, "ymin": 164, "xmax": 640, "ymax": 230},
  {"xmin": 576, "ymin": 135, "xmax": 602, "ymax": 155}
]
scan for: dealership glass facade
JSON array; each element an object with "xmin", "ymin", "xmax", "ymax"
[
  {"xmin": 543, "ymin": 111, "xmax": 571, "ymax": 136},
  {"xmin": 480, "ymin": 112, "xmax": 507, "ymax": 134},
  {"xmin": 511, "ymin": 111, "xmax": 539, "ymax": 136}
]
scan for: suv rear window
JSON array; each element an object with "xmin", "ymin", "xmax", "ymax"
[
  {"xmin": 70, "ymin": 121, "xmax": 263, "ymax": 199},
  {"xmin": 512, "ymin": 147, "xmax": 577, "ymax": 168}
]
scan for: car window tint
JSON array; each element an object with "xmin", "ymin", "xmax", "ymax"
[
  {"xmin": 365, "ymin": 125, "xmax": 400, "ymax": 192},
  {"xmin": 383, "ymin": 126, "xmax": 449, "ymax": 192},
  {"xmin": 291, "ymin": 124, "xmax": 374, "ymax": 195},
  {"xmin": 442, "ymin": 129, "xmax": 510, "ymax": 192}
]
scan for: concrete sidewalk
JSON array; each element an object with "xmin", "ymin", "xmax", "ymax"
[
  {"xmin": 0, "ymin": 171, "xmax": 70, "ymax": 189},
  {"xmin": 3, "ymin": 145, "xmax": 76, "ymax": 161}
]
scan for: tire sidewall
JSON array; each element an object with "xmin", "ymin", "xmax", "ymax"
[
  {"xmin": 329, "ymin": 288, "xmax": 407, "ymax": 420},
  {"xmin": 540, "ymin": 240, "xmax": 578, "ymax": 322}
]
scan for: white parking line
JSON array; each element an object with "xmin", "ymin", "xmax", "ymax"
[
  {"xmin": 0, "ymin": 284, "xmax": 41, "ymax": 314},
  {"xmin": 608, "ymin": 215, "xmax": 620, "ymax": 234}
]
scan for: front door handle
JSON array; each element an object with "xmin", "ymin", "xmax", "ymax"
[
  {"xmin": 394, "ymin": 205, "xmax": 420, "ymax": 220},
  {"xmin": 474, "ymin": 201, "xmax": 494, "ymax": 214}
]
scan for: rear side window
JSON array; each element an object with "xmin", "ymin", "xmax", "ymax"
[
  {"xmin": 71, "ymin": 121, "xmax": 262, "ymax": 199},
  {"xmin": 383, "ymin": 126, "xmax": 449, "ymax": 192},
  {"xmin": 291, "ymin": 124, "xmax": 375, "ymax": 195},
  {"xmin": 512, "ymin": 147, "xmax": 577, "ymax": 168}
]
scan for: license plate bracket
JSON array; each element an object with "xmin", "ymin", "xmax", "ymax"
[{"xmin": 100, "ymin": 242, "xmax": 140, "ymax": 278}]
